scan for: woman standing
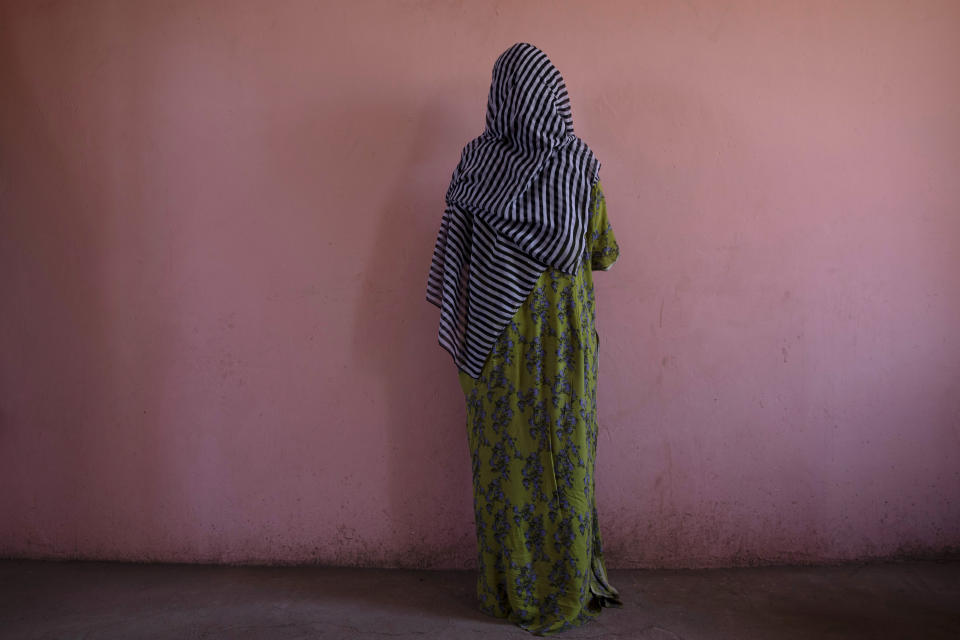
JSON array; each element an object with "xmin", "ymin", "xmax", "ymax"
[{"xmin": 427, "ymin": 43, "xmax": 622, "ymax": 635}]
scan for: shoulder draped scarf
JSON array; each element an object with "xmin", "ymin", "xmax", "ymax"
[{"xmin": 426, "ymin": 42, "xmax": 600, "ymax": 378}]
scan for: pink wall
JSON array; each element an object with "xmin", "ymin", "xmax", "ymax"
[{"xmin": 2, "ymin": 1, "xmax": 958, "ymax": 568}]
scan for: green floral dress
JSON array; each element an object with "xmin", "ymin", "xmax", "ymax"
[{"xmin": 458, "ymin": 180, "xmax": 622, "ymax": 635}]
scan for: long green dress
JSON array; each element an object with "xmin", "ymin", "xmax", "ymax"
[{"xmin": 458, "ymin": 180, "xmax": 622, "ymax": 635}]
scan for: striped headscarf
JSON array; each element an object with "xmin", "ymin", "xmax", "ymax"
[{"xmin": 427, "ymin": 43, "xmax": 600, "ymax": 378}]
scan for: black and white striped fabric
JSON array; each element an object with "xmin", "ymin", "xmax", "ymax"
[{"xmin": 426, "ymin": 43, "xmax": 600, "ymax": 378}]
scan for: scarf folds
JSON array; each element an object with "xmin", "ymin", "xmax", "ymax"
[{"xmin": 427, "ymin": 43, "xmax": 600, "ymax": 378}]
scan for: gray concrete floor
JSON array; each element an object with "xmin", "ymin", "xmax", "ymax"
[{"xmin": 1, "ymin": 560, "xmax": 958, "ymax": 639}]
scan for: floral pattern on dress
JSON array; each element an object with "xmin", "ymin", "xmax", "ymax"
[{"xmin": 458, "ymin": 181, "xmax": 621, "ymax": 636}]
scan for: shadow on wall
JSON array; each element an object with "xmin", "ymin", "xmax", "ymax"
[
  {"xmin": 348, "ymin": 96, "xmax": 476, "ymax": 568},
  {"xmin": 0, "ymin": 10, "xmax": 174, "ymax": 559}
]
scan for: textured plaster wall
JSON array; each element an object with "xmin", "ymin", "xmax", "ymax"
[{"xmin": 1, "ymin": 0, "xmax": 958, "ymax": 568}]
